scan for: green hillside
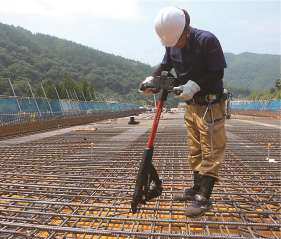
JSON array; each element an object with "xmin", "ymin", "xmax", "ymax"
[
  {"xmin": 0, "ymin": 23, "xmax": 280, "ymax": 107},
  {"xmin": 0, "ymin": 23, "xmax": 154, "ymax": 105},
  {"xmin": 224, "ymin": 52, "xmax": 280, "ymax": 90}
]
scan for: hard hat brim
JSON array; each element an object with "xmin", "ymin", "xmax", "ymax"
[{"xmin": 160, "ymin": 37, "xmax": 181, "ymax": 47}]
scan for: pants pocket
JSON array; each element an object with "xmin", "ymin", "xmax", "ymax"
[{"xmin": 199, "ymin": 102, "xmax": 227, "ymax": 149}]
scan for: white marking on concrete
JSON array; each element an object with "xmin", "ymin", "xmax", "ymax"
[{"xmin": 233, "ymin": 119, "xmax": 281, "ymax": 129}]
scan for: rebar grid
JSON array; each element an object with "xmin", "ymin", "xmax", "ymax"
[{"xmin": 0, "ymin": 114, "xmax": 280, "ymax": 238}]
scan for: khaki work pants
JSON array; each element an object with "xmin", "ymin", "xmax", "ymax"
[{"xmin": 184, "ymin": 101, "xmax": 227, "ymax": 181}]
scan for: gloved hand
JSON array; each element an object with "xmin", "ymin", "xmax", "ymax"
[
  {"xmin": 174, "ymin": 80, "xmax": 200, "ymax": 101},
  {"xmin": 139, "ymin": 76, "xmax": 158, "ymax": 95}
]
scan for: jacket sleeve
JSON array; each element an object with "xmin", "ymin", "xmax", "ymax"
[
  {"xmin": 205, "ymin": 35, "xmax": 227, "ymax": 72},
  {"xmin": 196, "ymin": 69, "xmax": 224, "ymax": 90},
  {"xmin": 196, "ymin": 34, "xmax": 226, "ymax": 90}
]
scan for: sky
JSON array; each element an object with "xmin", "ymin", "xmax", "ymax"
[{"xmin": 0, "ymin": 0, "xmax": 280, "ymax": 66}]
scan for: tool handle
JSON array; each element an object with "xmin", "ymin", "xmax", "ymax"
[
  {"xmin": 147, "ymin": 99, "xmax": 164, "ymax": 148},
  {"xmin": 139, "ymin": 84, "xmax": 153, "ymax": 91},
  {"xmin": 140, "ymin": 84, "xmax": 182, "ymax": 95}
]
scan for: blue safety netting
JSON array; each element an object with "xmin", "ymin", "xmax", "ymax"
[
  {"xmin": 231, "ymin": 99, "xmax": 280, "ymax": 112},
  {"xmin": 0, "ymin": 96, "xmax": 139, "ymax": 114}
]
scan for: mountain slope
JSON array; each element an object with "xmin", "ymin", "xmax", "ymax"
[
  {"xmin": 0, "ymin": 23, "xmax": 280, "ymax": 105},
  {"xmin": 0, "ymin": 23, "xmax": 154, "ymax": 99},
  {"xmin": 224, "ymin": 52, "xmax": 280, "ymax": 90}
]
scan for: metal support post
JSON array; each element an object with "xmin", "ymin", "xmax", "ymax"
[
  {"xmin": 41, "ymin": 83, "xmax": 53, "ymax": 116},
  {"xmin": 82, "ymin": 91, "xmax": 90, "ymax": 110},
  {"xmin": 93, "ymin": 92, "xmax": 103, "ymax": 110},
  {"xmin": 8, "ymin": 78, "xmax": 22, "ymax": 112},
  {"xmin": 28, "ymin": 81, "xmax": 41, "ymax": 116},
  {"xmin": 65, "ymin": 89, "xmax": 74, "ymax": 112},
  {"xmin": 54, "ymin": 86, "xmax": 64, "ymax": 113},
  {"xmin": 74, "ymin": 90, "xmax": 83, "ymax": 111}
]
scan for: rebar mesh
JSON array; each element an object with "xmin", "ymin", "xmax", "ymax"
[{"xmin": 0, "ymin": 113, "xmax": 280, "ymax": 238}]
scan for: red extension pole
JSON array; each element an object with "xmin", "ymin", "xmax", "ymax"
[{"xmin": 146, "ymin": 99, "xmax": 164, "ymax": 148}]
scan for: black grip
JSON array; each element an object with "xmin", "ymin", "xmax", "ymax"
[
  {"xmin": 139, "ymin": 84, "xmax": 146, "ymax": 91},
  {"xmin": 139, "ymin": 72, "xmax": 180, "ymax": 92},
  {"xmin": 139, "ymin": 84, "xmax": 153, "ymax": 91}
]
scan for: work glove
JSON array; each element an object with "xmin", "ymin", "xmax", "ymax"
[
  {"xmin": 174, "ymin": 80, "xmax": 200, "ymax": 101},
  {"xmin": 139, "ymin": 76, "xmax": 158, "ymax": 95}
]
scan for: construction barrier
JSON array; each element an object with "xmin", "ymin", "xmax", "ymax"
[
  {"xmin": 0, "ymin": 95, "xmax": 143, "ymax": 138},
  {"xmin": 0, "ymin": 109, "xmax": 144, "ymax": 138},
  {"xmin": 0, "ymin": 95, "xmax": 138, "ymax": 113},
  {"xmin": 231, "ymin": 99, "xmax": 280, "ymax": 118}
]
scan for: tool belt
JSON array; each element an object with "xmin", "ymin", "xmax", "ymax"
[{"xmin": 186, "ymin": 93, "xmax": 223, "ymax": 105}]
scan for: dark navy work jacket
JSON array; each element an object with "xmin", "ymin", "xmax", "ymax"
[{"xmin": 161, "ymin": 27, "xmax": 227, "ymax": 97}]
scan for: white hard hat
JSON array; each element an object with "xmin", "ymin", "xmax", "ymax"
[{"xmin": 154, "ymin": 7, "xmax": 186, "ymax": 47}]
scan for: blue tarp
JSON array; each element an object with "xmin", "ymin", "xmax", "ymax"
[
  {"xmin": 231, "ymin": 99, "xmax": 280, "ymax": 112},
  {"xmin": 0, "ymin": 96, "xmax": 139, "ymax": 114}
]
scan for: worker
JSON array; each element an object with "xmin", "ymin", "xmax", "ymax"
[{"xmin": 139, "ymin": 7, "xmax": 227, "ymax": 218}]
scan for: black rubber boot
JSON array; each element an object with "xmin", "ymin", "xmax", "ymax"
[
  {"xmin": 198, "ymin": 176, "xmax": 216, "ymax": 200},
  {"xmin": 173, "ymin": 171, "xmax": 200, "ymax": 201},
  {"xmin": 192, "ymin": 171, "xmax": 201, "ymax": 191},
  {"xmin": 185, "ymin": 176, "xmax": 216, "ymax": 218}
]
